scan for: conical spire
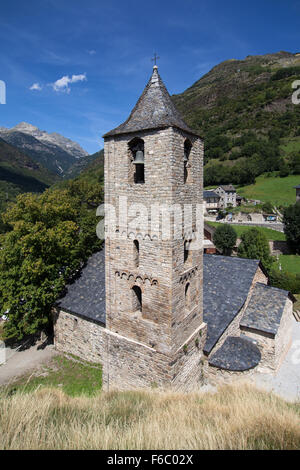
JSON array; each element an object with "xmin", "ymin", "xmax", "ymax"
[{"xmin": 103, "ymin": 66, "xmax": 196, "ymax": 137}]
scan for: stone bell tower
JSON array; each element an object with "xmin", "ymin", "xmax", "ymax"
[{"xmin": 102, "ymin": 65, "xmax": 207, "ymax": 390}]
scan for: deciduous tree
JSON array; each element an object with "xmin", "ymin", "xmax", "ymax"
[{"xmin": 213, "ymin": 224, "xmax": 237, "ymax": 256}]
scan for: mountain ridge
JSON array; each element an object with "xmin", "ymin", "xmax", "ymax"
[
  {"xmin": 0, "ymin": 123, "xmax": 88, "ymax": 177},
  {"xmin": 10, "ymin": 122, "xmax": 89, "ymax": 159}
]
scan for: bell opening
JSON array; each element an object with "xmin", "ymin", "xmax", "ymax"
[{"xmin": 134, "ymin": 164, "xmax": 145, "ymax": 184}]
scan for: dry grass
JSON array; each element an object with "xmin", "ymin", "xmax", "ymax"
[{"xmin": 0, "ymin": 384, "xmax": 299, "ymax": 450}]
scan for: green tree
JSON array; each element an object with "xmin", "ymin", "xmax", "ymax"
[
  {"xmin": 237, "ymin": 228, "xmax": 273, "ymax": 271},
  {"xmin": 213, "ymin": 224, "xmax": 237, "ymax": 256},
  {"xmin": 0, "ymin": 183, "xmax": 103, "ymax": 341},
  {"xmin": 283, "ymin": 202, "xmax": 300, "ymax": 254}
]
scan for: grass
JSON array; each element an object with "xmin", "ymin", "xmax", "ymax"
[
  {"xmin": 206, "ymin": 221, "xmax": 286, "ymax": 241},
  {"xmin": 273, "ymin": 254, "xmax": 300, "ymax": 276},
  {"xmin": 0, "ymin": 384, "xmax": 299, "ymax": 450},
  {"xmin": 5, "ymin": 354, "xmax": 102, "ymax": 397},
  {"xmin": 237, "ymin": 174, "xmax": 300, "ymax": 207}
]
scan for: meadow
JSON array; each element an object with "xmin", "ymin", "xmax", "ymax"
[
  {"xmin": 0, "ymin": 383, "xmax": 299, "ymax": 450},
  {"xmin": 237, "ymin": 174, "xmax": 300, "ymax": 207},
  {"xmin": 273, "ymin": 255, "xmax": 300, "ymax": 276},
  {"xmin": 206, "ymin": 221, "xmax": 286, "ymax": 241}
]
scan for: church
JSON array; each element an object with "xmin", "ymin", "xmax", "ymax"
[{"xmin": 53, "ymin": 65, "xmax": 295, "ymax": 390}]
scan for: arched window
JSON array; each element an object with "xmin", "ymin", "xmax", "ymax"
[
  {"xmin": 184, "ymin": 139, "xmax": 192, "ymax": 184},
  {"xmin": 132, "ymin": 285, "xmax": 142, "ymax": 312},
  {"xmin": 133, "ymin": 239, "xmax": 139, "ymax": 267},
  {"xmin": 128, "ymin": 137, "xmax": 145, "ymax": 184},
  {"xmin": 185, "ymin": 282, "xmax": 191, "ymax": 312},
  {"xmin": 184, "ymin": 240, "xmax": 192, "ymax": 265}
]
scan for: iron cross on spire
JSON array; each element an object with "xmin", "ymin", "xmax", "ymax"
[{"xmin": 151, "ymin": 53, "xmax": 160, "ymax": 66}]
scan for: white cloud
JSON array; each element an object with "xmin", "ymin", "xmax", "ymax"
[
  {"xmin": 51, "ymin": 73, "xmax": 87, "ymax": 93},
  {"xmin": 87, "ymin": 50, "xmax": 96, "ymax": 55},
  {"xmin": 30, "ymin": 82, "xmax": 42, "ymax": 91}
]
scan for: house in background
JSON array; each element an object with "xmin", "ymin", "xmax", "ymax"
[
  {"xmin": 203, "ymin": 190, "xmax": 220, "ymax": 214},
  {"xmin": 215, "ymin": 184, "xmax": 237, "ymax": 208},
  {"xmin": 294, "ymin": 184, "xmax": 300, "ymax": 202}
]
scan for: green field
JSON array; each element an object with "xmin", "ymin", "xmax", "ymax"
[
  {"xmin": 237, "ymin": 174, "xmax": 300, "ymax": 207},
  {"xmin": 206, "ymin": 221, "xmax": 286, "ymax": 241},
  {"xmin": 273, "ymin": 255, "xmax": 300, "ymax": 276}
]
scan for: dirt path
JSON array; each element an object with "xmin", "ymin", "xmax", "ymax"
[{"xmin": 0, "ymin": 343, "xmax": 58, "ymax": 386}]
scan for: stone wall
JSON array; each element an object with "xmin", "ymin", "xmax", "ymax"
[
  {"xmin": 240, "ymin": 298, "xmax": 293, "ymax": 373},
  {"xmin": 53, "ymin": 309, "xmax": 106, "ymax": 363},
  {"xmin": 103, "ymin": 321, "xmax": 207, "ymax": 391},
  {"xmin": 53, "ymin": 308, "xmax": 207, "ymax": 391},
  {"xmin": 204, "ymin": 359, "xmax": 257, "ymax": 385},
  {"xmin": 269, "ymin": 240, "xmax": 291, "ymax": 255}
]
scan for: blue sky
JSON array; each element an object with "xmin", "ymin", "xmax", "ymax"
[{"xmin": 0, "ymin": 0, "xmax": 300, "ymax": 154}]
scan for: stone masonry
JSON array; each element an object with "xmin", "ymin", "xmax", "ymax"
[{"xmin": 102, "ymin": 66, "xmax": 207, "ymax": 390}]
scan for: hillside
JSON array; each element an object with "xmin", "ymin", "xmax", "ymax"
[
  {"xmin": 0, "ymin": 137, "xmax": 58, "ymax": 214},
  {"xmin": 172, "ymin": 51, "xmax": 300, "ymax": 187},
  {"xmin": 0, "ymin": 123, "xmax": 87, "ymax": 177},
  {"xmin": 237, "ymin": 173, "xmax": 300, "ymax": 206},
  {"xmin": 77, "ymin": 149, "xmax": 104, "ymax": 182},
  {"xmin": 66, "ymin": 149, "xmax": 104, "ymax": 179}
]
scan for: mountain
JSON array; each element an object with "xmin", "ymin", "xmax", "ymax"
[
  {"xmin": 0, "ymin": 123, "xmax": 88, "ymax": 177},
  {"xmin": 77, "ymin": 150, "xmax": 104, "ymax": 182},
  {"xmin": 172, "ymin": 51, "xmax": 300, "ymax": 186},
  {"xmin": 11, "ymin": 122, "xmax": 88, "ymax": 159},
  {"xmin": 0, "ymin": 137, "xmax": 58, "ymax": 216},
  {"xmin": 66, "ymin": 150, "xmax": 104, "ymax": 179}
]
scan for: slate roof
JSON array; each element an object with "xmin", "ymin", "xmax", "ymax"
[
  {"xmin": 203, "ymin": 190, "xmax": 220, "ymax": 199},
  {"xmin": 103, "ymin": 66, "xmax": 199, "ymax": 138},
  {"xmin": 208, "ymin": 336, "xmax": 261, "ymax": 371},
  {"xmin": 293, "ymin": 184, "xmax": 300, "ymax": 189},
  {"xmin": 56, "ymin": 250, "xmax": 106, "ymax": 325},
  {"xmin": 218, "ymin": 185, "xmax": 236, "ymax": 192},
  {"xmin": 240, "ymin": 283, "xmax": 290, "ymax": 336},
  {"xmin": 203, "ymin": 254, "xmax": 260, "ymax": 355}
]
